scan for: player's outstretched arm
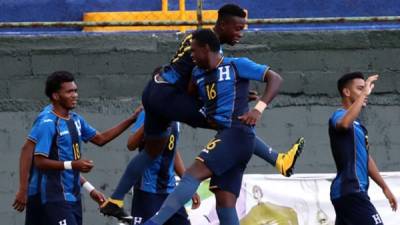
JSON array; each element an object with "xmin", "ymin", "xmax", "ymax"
[
  {"xmin": 80, "ymin": 176, "xmax": 106, "ymax": 205},
  {"xmin": 90, "ymin": 105, "xmax": 143, "ymax": 147},
  {"xmin": 368, "ymin": 155, "xmax": 397, "ymax": 211},
  {"xmin": 127, "ymin": 125, "xmax": 144, "ymax": 151},
  {"xmin": 239, "ymin": 69, "xmax": 283, "ymax": 125},
  {"xmin": 336, "ymin": 75, "xmax": 378, "ymax": 130},
  {"xmin": 34, "ymin": 155, "xmax": 94, "ymax": 173},
  {"xmin": 12, "ymin": 139, "xmax": 35, "ymax": 212}
]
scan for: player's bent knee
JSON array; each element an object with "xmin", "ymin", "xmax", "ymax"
[
  {"xmin": 186, "ymin": 160, "xmax": 213, "ymax": 181},
  {"xmin": 213, "ymin": 190, "xmax": 237, "ymax": 208}
]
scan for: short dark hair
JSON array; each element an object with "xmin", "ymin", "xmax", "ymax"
[
  {"xmin": 217, "ymin": 4, "xmax": 246, "ymax": 22},
  {"xmin": 337, "ymin": 72, "xmax": 364, "ymax": 97},
  {"xmin": 192, "ymin": 29, "xmax": 220, "ymax": 52},
  {"xmin": 45, "ymin": 71, "xmax": 75, "ymax": 100}
]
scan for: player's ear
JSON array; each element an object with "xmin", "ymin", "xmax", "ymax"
[
  {"xmin": 218, "ymin": 19, "xmax": 227, "ymax": 31},
  {"xmin": 342, "ymin": 88, "xmax": 351, "ymax": 97},
  {"xmin": 52, "ymin": 92, "xmax": 59, "ymax": 101}
]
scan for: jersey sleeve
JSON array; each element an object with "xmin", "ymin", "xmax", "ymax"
[
  {"xmin": 33, "ymin": 119, "xmax": 57, "ymax": 157},
  {"xmin": 131, "ymin": 111, "xmax": 145, "ymax": 133},
  {"xmin": 234, "ymin": 57, "xmax": 269, "ymax": 82},
  {"xmin": 78, "ymin": 116, "xmax": 97, "ymax": 142},
  {"xmin": 329, "ymin": 109, "xmax": 346, "ymax": 129},
  {"xmin": 28, "ymin": 107, "xmax": 52, "ymax": 142},
  {"xmin": 27, "ymin": 117, "xmax": 42, "ymax": 143}
]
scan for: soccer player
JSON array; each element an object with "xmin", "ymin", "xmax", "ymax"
[
  {"xmin": 329, "ymin": 72, "xmax": 397, "ymax": 225},
  {"xmin": 101, "ymin": 4, "xmax": 304, "ymax": 220},
  {"xmin": 12, "ymin": 106, "xmax": 107, "ymax": 225},
  {"xmin": 14, "ymin": 71, "xmax": 142, "ymax": 225},
  {"xmin": 126, "ymin": 110, "xmax": 200, "ymax": 225},
  {"xmin": 142, "ymin": 28, "xmax": 283, "ymax": 225},
  {"xmin": 157, "ymin": 3, "xmax": 303, "ymax": 177}
]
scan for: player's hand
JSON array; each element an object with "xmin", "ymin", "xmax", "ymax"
[
  {"xmin": 89, "ymin": 189, "xmax": 106, "ymax": 205},
  {"xmin": 12, "ymin": 189, "xmax": 27, "ymax": 212},
  {"xmin": 238, "ymin": 109, "xmax": 262, "ymax": 126},
  {"xmin": 362, "ymin": 74, "xmax": 379, "ymax": 96},
  {"xmin": 383, "ymin": 187, "xmax": 397, "ymax": 211},
  {"xmin": 248, "ymin": 90, "xmax": 259, "ymax": 102},
  {"xmin": 191, "ymin": 192, "xmax": 201, "ymax": 209},
  {"xmin": 72, "ymin": 159, "xmax": 94, "ymax": 173}
]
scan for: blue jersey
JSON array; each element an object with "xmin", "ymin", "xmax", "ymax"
[
  {"xmin": 29, "ymin": 107, "xmax": 97, "ymax": 203},
  {"xmin": 329, "ymin": 108, "xmax": 369, "ymax": 200},
  {"xmin": 131, "ymin": 111, "xmax": 180, "ymax": 194},
  {"xmin": 26, "ymin": 105, "xmax": 53, "ymax": 197},
  {"xmin": 192, "ymin": 57, "xmax": 268, "ymax": 128}
]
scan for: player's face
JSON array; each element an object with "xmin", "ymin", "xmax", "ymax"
[
  {"xmin": 191, "ymin": 40, "xmax": 210, "ymax": 69},
  {"xmin": 220, "ymin": 16, "xmax": 246, "ymax": 46},
  {"xmin": 55, "ymin": 81, "xmax": 78, "ymax": 110},
  {"xmin": 347, "ymin": 78, "xmax": 367, "ymax": 106}
]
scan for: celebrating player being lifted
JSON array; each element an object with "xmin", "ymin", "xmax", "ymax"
[
  {"xmin": 101, "ymin": 4, "xmax": 305, "ymax": 221},
  {"xmin": 142, "ymin": 28, "xmax": 285, "ymax": 225}
]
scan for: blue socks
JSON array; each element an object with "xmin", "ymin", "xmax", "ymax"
[
  {"xmin": 150, "ymin": 174, "xmax": 201, "ymax": 224},
  {"xmin": 111, "ymin": 150, "xmax": 154, "ymax": 200},
  {"xmin": 217, "ymin": 207, "xmax": 240, "ymax": 225},
  {"xmin": 253, "ymin": 136, "xmax": 278, "ymax": 166}
]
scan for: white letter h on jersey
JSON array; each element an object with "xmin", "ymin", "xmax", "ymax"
[
  {"xmin": 372, "ymin": 214, "xmax": 382, "ymax": 224},
  {"xmin": 218, "ymin": 65, "xmax": 231, "ymax": 81},
  {"xmin": 133, "ymin": 217, "xmax": 143, "ymax": 225}
]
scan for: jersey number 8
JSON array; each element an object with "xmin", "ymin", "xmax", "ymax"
[{"xmin": 168, "ymin": 134, "xmax": 175, "ymax": 151}]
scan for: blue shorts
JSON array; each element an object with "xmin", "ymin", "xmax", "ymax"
[
  {"xmin": 332, "ymin": 192, "xmax": 383, "ymax": 225},
  {"xmin": 42, "ymin": 201, "xmax": 82, "ymax": 225},
  {"xmin": 141, "ymin": 78, "xmax": 209, "ymax": 137},
  {"xmin": 25, "ymin": 194, "xmax": 43, "ymax": 225},
  {"xmin": 197, "ymin": 126, "xmax": 255, "ymax": 197},
  {"xmin": 131, "ymin": 189, "xmax": 190, "ymax": 225}
]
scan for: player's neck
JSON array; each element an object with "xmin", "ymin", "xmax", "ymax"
[
  {"xmin": 207, "ymin": 54, "xmax": 223, "ymax": 71},
  {"xmin": 52, "ymin": 104, "xmax": 70, "ymax": 119},
  {"xmin": 342, "ymin": 98, "xmax": 353, "ymax": 110}
]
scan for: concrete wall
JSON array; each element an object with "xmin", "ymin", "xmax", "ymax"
[{"xmin": 1, "ymin": 30, "xmax": 400, "ymax": 224}]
